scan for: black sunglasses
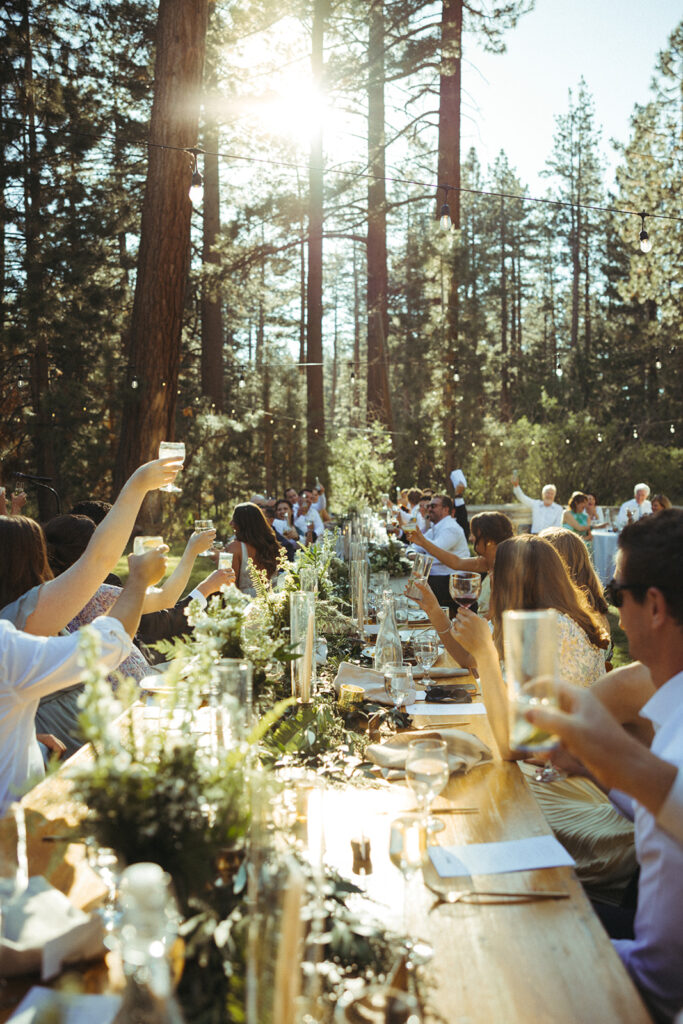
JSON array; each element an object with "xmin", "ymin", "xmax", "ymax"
[{"xmin": 605, "ymin": 579, "xmax": 647, "ymax": 608}]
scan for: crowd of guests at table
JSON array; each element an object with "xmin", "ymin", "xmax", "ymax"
[{"xmin": 0, "ymin": 459, "xmax": 681, "ymax": 1021}]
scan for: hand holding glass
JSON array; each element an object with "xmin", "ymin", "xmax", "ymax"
[
  {"xmin": 133, "ymin": 535, "xmax": 164, "ymax": 594},
  {"xmin": 158, "ymin": 441, "xmax": 185, "ymax": 493},
  {"xmin": 448, "ymin": 571, "xmax": 482, "ymax": 609},
  {"xmin": 503, "ymin": 609, "xmax": 561, "ymax": 758},
  {"xmin": 194, "ymin": 519, "xmax": 215, "ymax": 556}
]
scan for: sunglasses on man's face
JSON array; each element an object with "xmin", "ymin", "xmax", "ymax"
[{"xmin": 605, "ymin": 579, "xmax": 646, "ymax": 608}]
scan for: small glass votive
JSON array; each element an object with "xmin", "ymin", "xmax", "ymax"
[{"xmin": 338, "ymin": 683, "xmax": 365, "ymax": 709}]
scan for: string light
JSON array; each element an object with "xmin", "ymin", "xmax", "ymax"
[
  {"xmin": 187, "ymin": 147, "xmax": 204, "ymax": 205},
  {"xmin": 131, "ymin": 378, "xmax": 139, "ymax": 389},
  {"xmin": 655, "ymin": 359, "xmax": 662, "ymax": 370},
  {"xmin": 632, "ymin": 427, "xmax": 639, "ymax": 439},
  {"xmin": 639, "ymin": 212, "xmax": 652, "ymax": 253},
  {"xmin": 597, "ymin": 432, "xmax": 603, "ymax": 442},
  {"xmin": 439, "ymin": 185, "xmax": 452, "ymax": 232},
  {"xmin": 238, "ymin": 373, "xmax": 246, "ymax": 388},
  {"xmin": 670, "ymin": 424, "xmax": 675, "ymax": 434}
]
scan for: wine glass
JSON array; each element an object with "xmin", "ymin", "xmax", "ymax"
[
  {"xmin": 405, "ymin": 738, "xmax": 450, "ymax": 834},
  {"xmin": 384, "ymin": 664, "xmax": 414, "ymax": 711},
  {"xmin": 448, "ymin": 570, "xmax": 482, "ymax": 610},
  {"xmin": 194, "ymin": 519, "xmax": 215, "ymax": 556},
  {"xmin": 158, "ymin": 441, "xmax": 185, "ymax": 493},
  {"xmin": 414, "ymin": 635, "xmax": 439, "ymax": 687},
  {"xmin": 388, "ymin": 815, "xmax": 432, "ymax": 967},
  {"xmin": 133, "ymin": 535, "xmax": 164, "ymax": 594},
  {"xmin": 85, "ymin": 840, "xmax": 124, "ymax": 938}
]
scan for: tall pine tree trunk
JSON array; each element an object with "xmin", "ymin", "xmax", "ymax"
[
  {"xmin": 306, "ymin": 0, "xmax": 328, "ymax": 484},
  {"xmin": 201, "ymin": 118, "xmax": 224, "ymax": 411},
  {"xmin": 500, "ymin": 198, "xmax": 510, "ymax": 420},
  {"xmin": 437, "ymin": 0, "xmax": 462, "ymax": 228},
  {"xmin": 366, "ymin": 0, "xmax": 392, "ymax": 432},
  {"xmin": 115, "ymin": 0, "xmax": 209, "ymax": 495}
]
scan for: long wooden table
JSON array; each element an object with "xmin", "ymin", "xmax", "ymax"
[{"xmin": 1, "ymin": 698, "xmax": 652, "ymax": 1023}]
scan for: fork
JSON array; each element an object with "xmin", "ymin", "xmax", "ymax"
[{"xmin": 426, "ymin": 885, "xmax": 569, "ymax": 909}]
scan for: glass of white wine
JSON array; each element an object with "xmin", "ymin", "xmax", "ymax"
[
  {"xmin": 405, "ymin": 738, "xmax": 450, "ymax": 834},
  {"xmin": 158, "ymin": 441, "xmax": 185, "ymax": 493},
  {"xmin": 389, "ymin": 814, "xmax": 433, "ymax": 967},
  {"xmin": 133, "ymin": 535, "xmax": 164, "ymax": 594}
]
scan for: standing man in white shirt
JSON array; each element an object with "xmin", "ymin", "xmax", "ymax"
[
  {"xmin": 511, "ymin": 473, "xmax": 563, "ymax": 533},
  {"xmin": 617, "ymin": 483, "xmax": 652, "ymax": 530},
  {"xmin": 411, "ymin": 494, "xmax": 469, "ymax": 616},
  {"xmin": 294, "ymin": 489, "xmax": 324, "ymax": 542},
  {"xmin": 450, "ymin": 467, "xmax": 469, "ymax": 538}
]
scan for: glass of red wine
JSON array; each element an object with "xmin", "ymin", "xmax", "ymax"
[{"xmin": 448, "ymin": 571, "xmax": 482, "ymax": 610}]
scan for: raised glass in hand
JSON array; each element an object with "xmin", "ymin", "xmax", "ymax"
[
  {"xmin": 405, "ymin": 738, "xmax": 449, "ymax": 833},
  {"xmin": 414, "ymin": 635, "xmax": 439, "ymax": 687},
  {"xmin": 383, "ymin": 664, "xmax": 414, "ymax": 710},
  {"xmin": 194, "ymin": 519, "xmax": 215, "ymax": 555},
  {"xmin": 448, "ymin": 570, "xmax": 482, "ymax": 609},
  {"xmin": 133, "ymin": 535, "xmax": 164, "ymax": 594},
  {"xmin": 158, "ymin": 441, "xmax": 185, "ymax": 492}
]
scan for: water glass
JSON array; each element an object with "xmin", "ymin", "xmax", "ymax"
[
  {"xmin": 211, "ymin": 658, "xmax": 253, "ymax": 747},
  {"xmin": 388, "ymin": 814, "xmax": 433, "ymax": 968},
  {"xmin": 503, "ymin": 609, "xmax": 560, "ymax": 755},
  {"xmin": 218, "ymin": 551, "xmax": 234, "ymax": 571},
  {"xmin": 414, "ymin": 635, "xmax": 440, "ymax": 686},
  {"xmin": 290, "ymin": 591, "xmax": 316, "ymax": 702},
  {"xmin": 406, "ymin": 553, "xmax": 433, "ymax": 600},
  {"xmin": 405, "ymin": 738, "xmax": 449, "ymax": 833},
  {"xmin": 383, "ymin": 664, "xmax": 414, "ymax": 710},
  {"xmin": 158, "ymin": 441, "xmax": 185, "ymax": 493},
  {"xmin": 299, "ymin": 566, "xmax": 318, "ymax": 593}
]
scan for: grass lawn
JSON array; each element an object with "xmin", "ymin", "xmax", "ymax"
[
  {"xmin": 114, "ymin": 544, "xmax": 214, "ymax": 596},
  {"xmin": 607, "ymin": 607, "xmax": 630, "ymax": 668}
]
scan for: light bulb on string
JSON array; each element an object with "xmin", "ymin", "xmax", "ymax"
[
  {"xmin": 597, "ymin": 432, "xmax": 603, "ymax": 443},
  {"xmin": 655, "ymin": 359, "xmax": 662, "ymax": 370},
  {"xmin": 632, "ymin": 427, "xmax": 639, "ymax": 439},
  {"xmin": 670, "ymin": 424, "xmax": 675, "ymax": 435},
  {"xmin": 186, "ymin": 147, "xmax": 204, "ymax": 205},
  {"xmin": 639, "ymin": 212, "xmax": 652, "ymax": 254},
  {"xmin": 238, "ymin": 373, "xmax": 246, "ymax": 389},
  {"xmin": 439, "ymin": 184, "xmax": 452, "ymax": 231}
]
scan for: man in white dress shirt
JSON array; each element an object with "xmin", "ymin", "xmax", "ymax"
[
  {"xmin": 294, "ymin": 489, "xmax": 324, "ymax": 541},
  {"xmin": 0, "ymin": 548, "xmax": 166, "ymax": 814},
  {"xmin": 616, "ymin": 483, "xmax": 652, "ymax": 530},
  {"xmin": 411, "ymin": 494, "xmax": 469, "ymax": 615},
  {"xmin": 527, "ymin": 508, "xmax": 683, "ymax": 1022},
  {"xmin": 449, "ymin": 467, "xmax": 469, "ymax": 538},
  {"xmin": 511, "ymin": 474, "xmax": 563, "ymax": 533}
]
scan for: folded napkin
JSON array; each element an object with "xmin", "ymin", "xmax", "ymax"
[
  {"xmin": 365, "ymin": 728, "xmax": 492, "ymax": 779},
  {"xmin": 332, "ymin": 661, "xmax": 397, "ymax": 706},
  {"xmin": 0, "ymin": 876, "xmax": 105, "ymax": 979}
]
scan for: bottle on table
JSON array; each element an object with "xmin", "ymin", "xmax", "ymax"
[{"xmin": 374, "ymin": 592, "xmax": 403, "ymax": 675}]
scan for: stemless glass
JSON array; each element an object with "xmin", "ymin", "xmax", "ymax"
[
  {"xmin": 388, "ymin": 814, "xmax": 433, "ymax": 967},
  {"xmin": 405, "ymin": 738, "xmax": 449, "ymax": 833},
  {"xmin": 405, "ymin": 554, "xmax": 434, "ymax": 601},
  {"xmin": 194, "ymin": 519, "xmax": 215, "ymax": 556},
  {"xmin": 158, "ymin": 441, "xmax": 185, "ymax": 493},
  {"xmin": 413, "ymin": 635, "xmax": 440, "ymax": 687},
  {"xmin": 383, "ymin": 664, "xmax": 414, "ymax": 711},
  {"xmin": 503, "ymin": 609, "xmax": 562, "ymax": 781},
  {"xmin": 133, "ymin": 535, "xmax": 164, "ymax": 594},
  {"xmin": 448, "ymin": 570, "xmax": 482, "ymax": 610},
  {"xmin": 218, "ymin": 551, "xmax": 234, "ymax": 571}
]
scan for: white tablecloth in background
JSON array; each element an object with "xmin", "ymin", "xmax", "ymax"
[{"xmin": 592, "ymin": 531, "xmax": 619, "ymax": 586}]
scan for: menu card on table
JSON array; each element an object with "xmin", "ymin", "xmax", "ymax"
[{"xmin": 429, "ymin": 835, "xmax": 575, "ymax": 877}]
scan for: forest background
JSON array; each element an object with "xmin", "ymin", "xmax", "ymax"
[{"xmin": 1, "ymin": 0, "xmax": 681, "ymax": 534}]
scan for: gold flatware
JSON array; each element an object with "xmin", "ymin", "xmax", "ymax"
[
  {"xmin": 433, "ymin": 807, "xmax": 479, "ymax": 815},
  {"xmin": 426, "ymin": 884, "xmax": 569, "ymax": 909}
]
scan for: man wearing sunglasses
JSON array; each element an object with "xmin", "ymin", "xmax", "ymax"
[{"xmin": 527, "ymin": 508, "xmax": 683, "ymax": 1023}]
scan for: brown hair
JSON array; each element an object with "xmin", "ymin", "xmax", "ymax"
[
  {"xmin": 651, "ymin": 494, "xmax": 672, "ymax": 512},
  {"xmin": 489, "ymin": 535, "xmax": 609, "ymax": 654},
  {"xmin": 470, "ymin": 511, "xmax": 514, "ymax": 548},
  {"xmin": 231, "ymin": 502, "xmax": 280, "ymax": 577},
  {"xmin": 567, "ymin": 491, "xmax": 588, "ymax": 512},
  {"xmin": 0, "ymin": 515, "xmax": 54, "ymax": 610},
  {"xmin": 539, "ymin": 527, "xmax": 609, "ymax": 616},
  {"xmin": 407, "ymin": 488, "xmax": 423, "ymax": 505},
  {"xmin": 44, "ymin": 514, "xmax": 96, "ymax": 576}
]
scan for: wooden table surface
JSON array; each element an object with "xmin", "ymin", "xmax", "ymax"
[{"xmin": 1, "ymin": 688, "xmax": 652, "ymax": 1023}]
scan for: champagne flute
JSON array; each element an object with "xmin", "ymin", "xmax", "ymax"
[
  {"xmin": 388, "ymin": 814, "xmax": 433, "ymax": 968},
  {"xmin": 194, "ymin": 519, "xmax": 215, "ymax": 556},
  {"xmin": 448, "ymin": 570, "xmax": 482, "ymax": 610},
  {"xmin": 133, "ymin": 535, "xmax": 164, "ymax": 594},
  {"xmin": 405, "ymin": 738, "xmax": 450, "ymax": 834},
  {"xmin": 383, "ymin": 664, "xmax": 414, "ymax": 711},
  {"xmin": 158, "ymin": 441, "xmax": 185, "ymax": 493},
  {"xmin": 414, "ymin": 635, "xmax": 439, "ymax": 687}
]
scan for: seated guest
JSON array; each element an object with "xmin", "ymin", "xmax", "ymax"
[
  {"xmin": 310, "ymin": 483, "xmax": 327, "ymax": 515},
  {"xmin": 651, "ymin": 494, "xmax": 672, "ymax": 514},
  {"xmin": 527, "ymin": 510, "xmax": 683, "ymax": 1023},
  {"xmin": 410, "ymin": 494, "xmax": 469, "ymax": 617},
  {"xmin": 273, "ymin": 498, "xmax": 299, "ymax": 541},
  {"xmin": 562, "ymin": 491, "xmax": 593, "ymax": 539},
  {"xmin": 617, "ymin": 483, "xmax": 652, "ymax": 529},
  {"xmin": 285, "ymin": 487, "xmax": 300, "ymax": 517},
  {"xmin": 225, "ymin": 502, "xmax": 280, "ymax": 596},
  {"xmin": 0, "ymin": 548, "xmax": 166, "ymax": 814},
  {"xmin": 294, "ymin": 489, "xmax": 324, "ymax": 542},
  {"xmin": 260, "ymin": 499, "xmax": 297, "ymax": 561},
  {"xmin": 511, "ymin": 473, "xmax": 563, "ymax": 533},
  {"xmin": 540, "ymin": 526, "xmax": 611, "ymax": 636},
  {"xmin": 0, "ymin": 458, "xmax": 181, "ymax": 637},
  {"xmin": 585, "ymin": 493, "xmax": 608, "ymax": 529},
  {"xmin": 449, "ymin": 467, "xmax": 469, "ymax": 538}
]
